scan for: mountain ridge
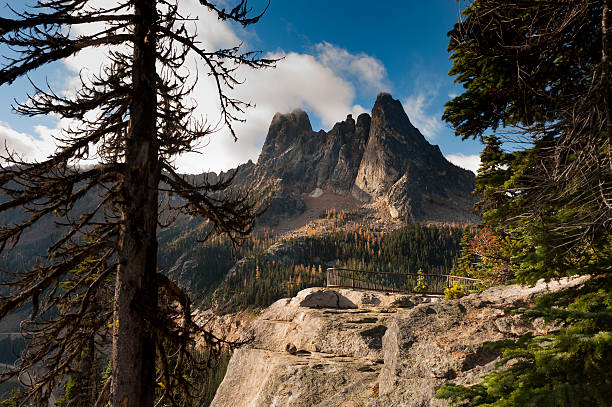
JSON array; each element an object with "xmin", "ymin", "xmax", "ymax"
[{"xmin": 210, "ymin": 92, "xmax": 478, "ymax": 226}]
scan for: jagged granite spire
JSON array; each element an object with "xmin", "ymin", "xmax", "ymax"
[
  {"xmin": 250, "ymin": 94, "xmax": 478, "ymax": 223},
  {"xmin": 352, "ymin": 93, "xmax": 476, "ymax": 221},
  {"xmin": 352, "ymin": 92, "xmax": 429, "ymax": 201},
  {"xmin": 255, "ymin": 109, "xmax": 371, "ymax": 195},
  {"xmin": 258, "ymin": 109, "xmax": 314, "ymax": 164}
]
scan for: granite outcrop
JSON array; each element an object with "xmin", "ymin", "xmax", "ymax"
[{"xmin": 210, "ymin": 277, "xmax": 587, "ymax": 407}]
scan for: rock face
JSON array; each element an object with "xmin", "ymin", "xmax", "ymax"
[
  {"xmin": 255, "ymin": 110, "xmax": 372, "ymax": 196},
  {"xmin": 166, "ymin": 253, "xmax": 199, "ymax": 297},
  {"xmin": 353, "ymin": 93, "xmax": 420, "ymax": 200},
  {"xmin": 211, "ymin": 278, "xmax": 587, "ymax": 407},
  {"xmin": 353, "ymin": 94, "xmax": 476, "ymax": 222},
  {"xmin": 214, "ymin": 93, "xmax": 478, "ymax": 224}
]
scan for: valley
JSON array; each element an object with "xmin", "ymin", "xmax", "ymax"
[
  {"xmin": 0, "ymin": 93, "xmax": 480, "ymax": 404},
  {"xmin": 0, "ymin": 1, "xmax": 608, "ymax": 406},
  {"xmin": 2, "ymin": 93, "xmax": 479, "ymax": 314}
]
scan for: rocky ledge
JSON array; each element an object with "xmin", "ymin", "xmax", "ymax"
[{"xmin": 211, "ymin": 278, "xmax": 587, "ymax": 407}]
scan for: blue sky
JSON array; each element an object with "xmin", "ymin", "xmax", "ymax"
[
  {"xmin": 246, "ymin": 0, "xmax": 479, "ymax": 154},
  {"xmin": 0, "ymin": 0, "xmax": 481, "ymax": 173}
]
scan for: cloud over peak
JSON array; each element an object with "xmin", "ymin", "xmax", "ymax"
[
  {"xmin": 445, "ymin": 153, "xmax": 481, "ymax": 174},
  {"xmin": 403, "ymin": 90, "xmax": 444, "ymax": 141},
  {"xmin": 314, "ymin": 42, "xmax": 390, "ymax": 97}
]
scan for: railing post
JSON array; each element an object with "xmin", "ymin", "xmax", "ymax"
[{"xmin": 352, "ymin": 269, "xmax": 355, "ymax": 289}]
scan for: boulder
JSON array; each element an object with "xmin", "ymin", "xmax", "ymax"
[{"xmin": 294, "ymin": 288, "xmax": 357, "ymax": 309}]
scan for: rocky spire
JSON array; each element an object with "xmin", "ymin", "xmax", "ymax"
[
  {"xmin": 251, "ymin": 93, "xmax": 478, "ymax": 223},
  {"xmin": 352, "ymin": 93, "xmax": 430, "ymax": 201},
  {"xmin": 258, "ymin": 109, "xmax": 314, "ymax": 164}
]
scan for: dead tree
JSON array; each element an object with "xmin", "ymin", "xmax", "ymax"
[{"xmin": 0, "ymin": 0, "xmax": 275, "ymax": 405}]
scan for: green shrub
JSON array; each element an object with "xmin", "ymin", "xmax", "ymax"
[
  {"xmin": 437, "ymin": 274, "xmax": 612, "ymax": 406},
  {"xmin": 413, "ymin": 269, "xmax": 428, "ymax": 293},
  {"xmin": 444, "ymin": 280, "xmax": 466, "ymax": 299}
]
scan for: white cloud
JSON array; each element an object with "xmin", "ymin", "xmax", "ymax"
[
  {"xmin": 3, "ymin": 2, "xmax": 387, "ymax": 174},
  {"xmin": 0, "ymin": 122, "xmax": 56, "ymax": 163},
  {"xmin": 314, "ymin": 42, "xmax": 390, "ymax": 96},
  {"xmin": 445, "ymin": 153, "xmax": 480, "ymax": 174},
  {"xmin": 174, "ymin": 50, "xmax": 371, "ymax": 173},
  {"xmin": 403, "ymin": 90, "xmax": 444, "ymax": 140},
  {"xmin": 56, "ymin": 1, "xmax": 380, "ymax": 173}
]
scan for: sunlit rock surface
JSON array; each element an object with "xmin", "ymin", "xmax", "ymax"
[{"xmin": 211, "ymin": 277, "xmax": 587, "ymax": 407}]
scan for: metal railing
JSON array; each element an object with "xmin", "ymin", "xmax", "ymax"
[{"xmin": 326, "ymin": 267, "xmax": 483, "ymax": 295}]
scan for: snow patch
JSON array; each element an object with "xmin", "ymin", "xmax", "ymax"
[
  {"xmin": 309, "ymin": 188, "xmax": 323, "ymax": 198},
  {"xmin": 389, "ymin": 206, "xmax": 399, "ymax": 218}
]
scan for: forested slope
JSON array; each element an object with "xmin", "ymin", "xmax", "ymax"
[{"xmin": 158, "ymin": 220, "xmax": 466, "ymax": 313}]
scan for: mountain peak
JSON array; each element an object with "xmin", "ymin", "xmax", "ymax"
[
  {"xmin": 270, "ymin": 108, "xmax": 312, "ymax": 132},
  {"xmin": 259, "ymin": 109, "xmax": 314, "ymax": 164},
  {"xmin": 254, "ymin": 94, "xmax": 477, "ymax": 223},
  {"xmin": 375, "ymin": 91, "xmax": 393, "ymax": 103},
  {"xmin": 356, "ymin": 112, "xmax": 371, "ymax": 128},
  {"xmin": 370, "ymin": 92, "xmax": 422, "ymax": 144}
]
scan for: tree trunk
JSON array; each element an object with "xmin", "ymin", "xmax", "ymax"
[
  {"xmin": 603, "ymin": 0, "xmax": 611, "ymax": 170},
  {"xmin": 112, "ymin": 0, "xmax": 159, "ymax": 406}
]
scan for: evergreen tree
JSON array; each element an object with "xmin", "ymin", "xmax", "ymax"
[
  {"xmin": 209, "ymin": 224, "xmax": 464, "ymax": 313},
  {"xmin": 451, "ymin": 228, "xmax": 477, "ymax": 278},
  {"xmin": 444, "ymin": 0, "xmax": 611, "ymax": 283},
  {"xmin": 436, "ymin": 1, "xmax": 612, "ymax": 405},
  {"xmin": 0, "ymin": 1, "xmax": 274, "ymax": 405}
]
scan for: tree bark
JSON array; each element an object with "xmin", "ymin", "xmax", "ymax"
[
  {"xmin": 112, "ymin": 0, "xmax": 159, "ymax": 406},
  {"xmin": 603, "ymin": 0, "xmax": 612, "ymax": 171}
]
